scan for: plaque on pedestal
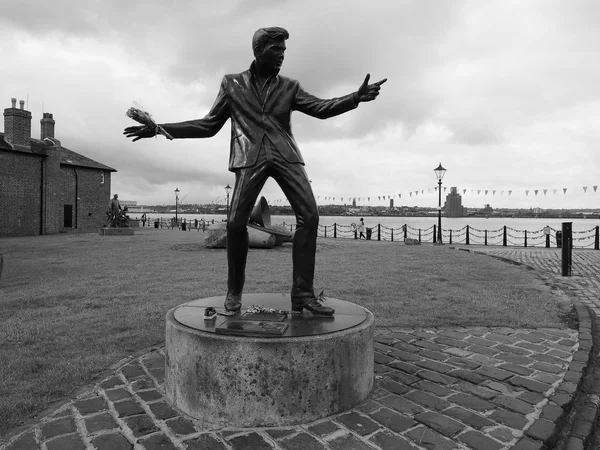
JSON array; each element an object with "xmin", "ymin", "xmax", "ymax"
[
  {"xmin": 216, "ymin": 319, "xmax": 288, "ymax": 336},
  {"xmin": 242, "ymin": 312, "xmax": 287, "ymax": 322}
]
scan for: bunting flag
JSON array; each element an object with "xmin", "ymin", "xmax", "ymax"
[
  {"xmin": 583, "ymin": 187, "xmax": 588, "ymax": 193},
  {"xmin": 543, "ymin": 189, "xmax": 547, "ymax": 195},
  {"xmin": 463, "ymin": 189, "xmax": 467, "ymax": 194},
  {"xmin": 493, "ymin": 190, "xmax": 496, "ymax": 196},
  {"xmin": 508, "ymin": 190, "xmax": 512, "ymax": 196},
  {"xmin": 477, "ymin": 190, "xmax": 481, "ymax": 195},
  {"xmin": 525, "ymin": 190, "xmax": 529, "ymax": 196},
  {"xmin": 485, "ymin": 190, "xmax": 489, "ymax": 195},
  {"xmin": 534, "ymin": 190, "xmax": 538, "ymax": 196},
  {"xmin": 553, "ymin": 189, "xmax": 557, "ymax": 195},
  {"xmin": 444, "ymin": 187, "xmax": 447, "ymax": 192},
  {"xmin": 594, "ymin": 186, "xmax": 598, "ymax": 192},
  {"xmin": 563, "ymin": 188, "xmax": 567, "ymax": 194}
]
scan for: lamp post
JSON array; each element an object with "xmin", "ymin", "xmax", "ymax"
[
  {"xmin": 434, "ymin": 163, "xmax": 446, "ymax": 244},
  {"xmin": 174, "ymin": 188, "xmax": 180, "ymax": 226},
  {"xmin": 225, "ymin": 184, "xmax": 232, "ymax": 220}
]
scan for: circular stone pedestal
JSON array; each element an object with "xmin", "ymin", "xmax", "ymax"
[{"xmin": 165, "ymin": 293, "xmax": 374, "ymax": 427}]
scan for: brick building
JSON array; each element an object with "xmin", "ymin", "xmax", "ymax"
[{"xmin": 0, "ymin": 98, "xmax": 116, "ymax": 237}]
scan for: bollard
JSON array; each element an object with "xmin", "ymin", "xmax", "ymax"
[
  {"xmin": 484, "ymin": 230, "xmax": 488, "ymax": 246},
  {"xmin": 595, "ymin": 226, "xmax": 599, "ymax": 250},
  {"xmin": 418, "ymin": 229, "xmax": 421, "ymax": 243},
  {"xmin": 433, "ymin": 225, "xmax": 437, "ymax": 244},
  {"xmin": 324, "ymin": 226, "xmax": 327, "ymax": 238},
  {"xmin": 449, "ymin": 229, "xmax": 452, "ymax": 244},
  {"xmin": 466, "ymin": 225, "xmax": 470, "ymax": 245},
  {"xmin": 354, "ymin": 230, "xmax": 358, "ymax": 240},
  {"xmin": 377, "ymin": 224, "xmax": 381, "ymax": 241},
  {"xmin": 334, "ymin": 223, "xmax": 337, "ymax": 239},
  {"xmin": 503, "ymin": 226, "xmax": 507, "ymax": 246},
  {"xmin": 403, "ymin": 224, "xmax": 407, "ymax": 240},
  {"xmin": 561, "ymin": 222, "xmax": 572, "ymax": 276},
  {"xmin": 391, "ymin": 228, "xmax": 393, "ymax": 242},
  {"xmin": 524, "ymin": 230, "xmax": 527, "ymax": 247}
]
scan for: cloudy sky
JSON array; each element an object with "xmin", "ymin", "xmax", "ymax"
[{"xmin": 1, "ymin": 0, "xmax": 599, "ymax": 210}]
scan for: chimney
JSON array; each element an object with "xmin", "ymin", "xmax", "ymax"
[
  {"xmin": 41, "ymin": 113, "xmax": 55, "ymax": 139},
  {"xmin": 3, "ymin": 97, "xmax": 32, "ymax": 147}
]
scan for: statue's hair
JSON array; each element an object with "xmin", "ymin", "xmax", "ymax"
[{"xmin": 252, "ymin": 27, "xmax": 289, "ymax": 56}]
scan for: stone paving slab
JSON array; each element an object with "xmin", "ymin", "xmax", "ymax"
[{"xmin": 0, "ymin": 324, "xmax": 579, "ymax": 450}]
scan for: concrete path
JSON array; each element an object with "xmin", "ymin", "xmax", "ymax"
[{"xmin": 2, "ymin": 246, "xmax": 599, "ymax": 450}]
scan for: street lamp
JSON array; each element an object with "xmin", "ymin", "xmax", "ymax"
[
  {"xmin": 225, "ymin": 184, "xmax": 232, "ymax": 219},
  {"xmin": 434, "ymin": 163, "xmax": 446, "ymax": 244},
  {"xmin": 174, "ymin": 188, "xmax": 180, "ymax": 226}
]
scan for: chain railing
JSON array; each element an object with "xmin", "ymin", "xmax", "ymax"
[
  {"xmin": 316, "ymin": 223, "xmax": 600, "ymax": 250},
  {"xmin": 132, "ymin": 216, "xmax": 600, "ymax": 250}
]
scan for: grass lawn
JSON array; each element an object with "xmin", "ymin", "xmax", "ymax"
[{"xmin": 0, "ymin": 227, "xmax": 573, "ymax": 435}]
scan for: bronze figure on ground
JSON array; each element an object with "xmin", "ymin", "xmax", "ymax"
[{"xmin": 124, "ymin": 27, "xmax": 386, "ymax": 315}]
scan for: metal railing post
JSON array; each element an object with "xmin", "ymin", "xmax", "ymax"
[{"xmin": 562, "ymin": 222, "xmax": 572, "ymax": 276}]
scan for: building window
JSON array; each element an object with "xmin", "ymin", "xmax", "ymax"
[{"xmin": 100, "ymin": 171, "xmax": 105, "ymax": 184}]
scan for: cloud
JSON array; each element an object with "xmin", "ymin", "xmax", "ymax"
[{"xmin": 1, "ymin": 0, "xmax": 599, "ymax": 209}]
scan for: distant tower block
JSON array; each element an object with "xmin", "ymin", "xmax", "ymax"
[{"xmin": 445, "ymin": 187, "xmax": 465, "ymax": 217}]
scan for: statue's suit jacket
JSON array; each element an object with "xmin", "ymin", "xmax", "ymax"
[{"xmin": 161, "ymin": 63, "xmax": 358, "ymax": 172}]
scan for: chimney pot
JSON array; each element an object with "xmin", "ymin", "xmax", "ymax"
[
  {"xmin": 19, "ymin": 100, "xmax": 24, "ymax": 110},
  {"xmin": 11, "ymin": 98, "xmax": 16, "ymax": 108}
]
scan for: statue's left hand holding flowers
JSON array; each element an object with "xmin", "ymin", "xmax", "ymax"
[{"xmin": 124, "ymin": 106, "xmax": 173, "ymax": 142}]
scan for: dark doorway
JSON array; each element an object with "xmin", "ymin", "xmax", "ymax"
[{"xmin": 64, "ymin": 205, "xmax": 73, "ymax": 228}]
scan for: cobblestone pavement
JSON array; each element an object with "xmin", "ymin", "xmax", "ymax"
[{"xmin": 2, "ymin": 246, "xmax": 598, "ymax": 450}]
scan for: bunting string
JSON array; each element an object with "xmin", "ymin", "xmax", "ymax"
[{"xmin": 269, "ymin": 184, "xmax": 599, "ymax": 204}]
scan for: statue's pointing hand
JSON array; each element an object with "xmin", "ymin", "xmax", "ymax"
[{"xmin": 356, "ymin": 74, "xmax": 387, "ymax": 103}]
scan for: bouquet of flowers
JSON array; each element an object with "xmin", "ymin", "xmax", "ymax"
[
  {"xmin": 246, "ymin": 304, "xmax": 285, "ymax": 315},
  {"xmin": 126, "ymin": 106, "xmax": 173, "ymax": 140}
]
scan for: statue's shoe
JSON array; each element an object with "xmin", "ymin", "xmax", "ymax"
[
  {"xmin": 224, "ymin": 293, "xmax": 242, "ymax": 313},
  {"xmin": 291, "ymin": 290, "xmax": 335, "ymax": 315}
]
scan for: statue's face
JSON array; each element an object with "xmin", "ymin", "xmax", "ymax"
[{"xmin": 256, "ymin": 38, "xmax": 286, "ymax": 72}]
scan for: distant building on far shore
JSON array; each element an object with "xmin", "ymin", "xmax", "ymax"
[{"xmin": 445, "ymin": 187, "xmax": 465, "ymax": 217}]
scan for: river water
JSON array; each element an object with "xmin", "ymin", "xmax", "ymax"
[{"xmin": 133, "ymin": 213, "xmax": 600, "ymax": 249}]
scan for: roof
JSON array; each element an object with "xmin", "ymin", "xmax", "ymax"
[
  {"xmin": 0, "ymin": 132, "xmax": 116, "ymax": 172},
  {"xmin": 60, "ymin": 146, "xmax": 116, "ymax": 172}
]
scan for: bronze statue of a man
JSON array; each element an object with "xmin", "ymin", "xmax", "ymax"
[{"xmin": 125, "ymin": 27, "xmax": 386, "ymax": 315}]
